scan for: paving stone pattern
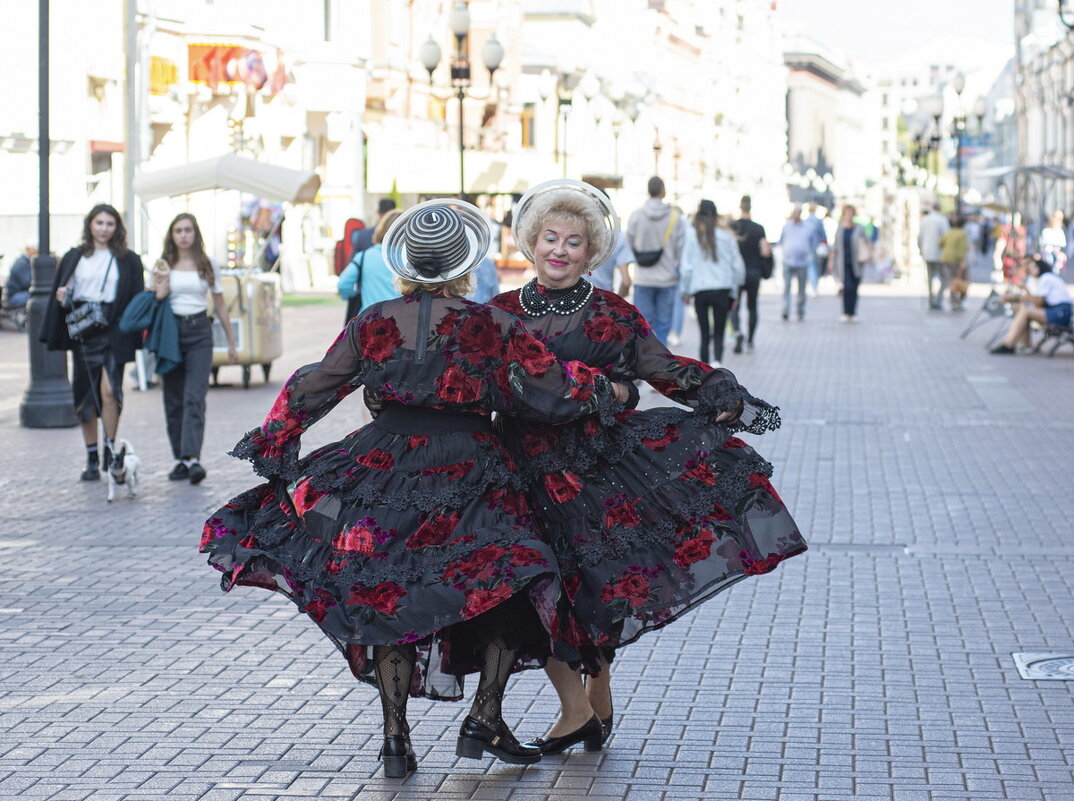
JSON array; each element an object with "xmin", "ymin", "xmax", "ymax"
[{"xmin": 0, "ymin": 283, "xmax": 1072, "ymax": 800}]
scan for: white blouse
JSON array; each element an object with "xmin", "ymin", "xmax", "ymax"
[
  {"xmin": 168, "ymin": 261, "xmax": 223, "ymax": 316},
  {"xmin": 71, "ymin": 249, "xmax": 119, "ymax": 303}
]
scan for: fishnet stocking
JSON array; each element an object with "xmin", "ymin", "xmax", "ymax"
[
  {"xmin": 373, "ymin": 645, "xmax": 416, "ymax": 737},
  {"xmin": 468, "ymin": 638, "xmax": 516, "ymax": 728}
]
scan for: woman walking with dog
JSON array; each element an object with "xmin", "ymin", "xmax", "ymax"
[
  {"xmin": 40, "ymin": 204, "xmax": 145, "ymax": 481},
  {"xmin": 152, "ymin": 213, "xmax": 238, "ymax": 484},
  {"xmin": 200, "ymin": 199, "xmax": 633, "ymax": 778}
]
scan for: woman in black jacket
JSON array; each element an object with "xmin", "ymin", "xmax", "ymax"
[{"xmin": 40, "ymin": 204, "xmax": 145, "ymax": 480}]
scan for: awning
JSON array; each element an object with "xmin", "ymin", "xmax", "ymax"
[{"xmin": 133, "ymin": 154, "xmax": 320, "ymax": 203}]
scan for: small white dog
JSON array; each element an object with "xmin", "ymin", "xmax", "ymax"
[{"xmin": 107, "ymin": 439, "xmax": 141, "ymax": 502}]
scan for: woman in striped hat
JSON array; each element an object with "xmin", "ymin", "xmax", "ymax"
[{"xmin": 199, "ymin": 199, "xmax": 632, "ymax": 777}]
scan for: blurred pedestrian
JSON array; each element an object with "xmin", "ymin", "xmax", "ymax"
[
  {"xmin": 201, "ymin": 199, "xmax": 631, "ymax": 778},
  {"xmin": 729, "ymin": 195, "xmax": 771, "ymax": 352},
  {"xmin": 353, "ymin": 197, "xmax": 397, "ymax": 255},
  {"xmin": 466, "ymin": 255, "xmax": 501, "ymax": 303},
  {"xmin": 152, "ymin": 213, "xmax": 239, "ymax": 485},
  {"xmin": 939, "ymin": 217, "xmax": 970, "ymax": 312},
  {"xmin": 40, "ymin": 204, "xmax": 145, "ymax": 481},
  {"xmin": 4, "ymin": 244, "xmax": 35, "ymax": 310},
  {"xmin": 991, "ymin": 257, "xmax": 1072, "ymax": 354},
  {"xmin": 805, "ymin": 203, "xmax": 828, "ymax": 292},
  {"xmin": 679, "ymin": 199, "xmax": 745, "ymax": 366},
  {"xmin": 626, "ymin": 176, "xmax": 686, "ymax": 345},
  {"xmin": 919, "ymin": 202, "xmax": 950, "ymax": 309},
  {"xmin": 589, "ymin": 189, "xmax": 634, "ymax": 297},
  {"xmin": 338, "ymin": 208, "xmax": 404, "ymax": 322},
  {"xmin": 827, "ymin": 204, "xmax": 871, "ymax": 322},
  {"xmin": 778, "ymin": 204, "xmax": 821, "ymax": 321},
  {"xmin": 1039, "ymin": 209, "xmax": 1067, "ymax": 274}
]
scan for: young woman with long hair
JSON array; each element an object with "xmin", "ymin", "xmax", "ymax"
[
  {"xmin": 40, "ymin": 204, "xmax": 145, "ymax": 480},
  {"xmin": 153, "ymin": 213, "xmax": 238, "ymax": 484}
]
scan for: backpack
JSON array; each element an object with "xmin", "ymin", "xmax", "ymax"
[{"xmin": 333, "ymin": 218, "xmax": 367, "ymax": 275}]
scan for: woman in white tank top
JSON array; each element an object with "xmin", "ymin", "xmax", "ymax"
[{"xmin": 152, "ymin": 214, "xmax": 238, "ymax": 484}]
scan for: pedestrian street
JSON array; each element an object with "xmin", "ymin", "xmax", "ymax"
[{"xmin": 1, "ymin": 281, "xmax": 1072, "ymax": 801}]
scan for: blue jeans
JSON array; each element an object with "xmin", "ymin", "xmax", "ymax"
[
  {"xmin": 670, "ymin": 290, "xmax": 685, "ymax": 337},
  {"xmin": 634, "ymin": 285, "xmax": 678, "ymax": 345},
  {"xmin": 783, "ymin": 265, "xmax": 809, "ymax": 318}
]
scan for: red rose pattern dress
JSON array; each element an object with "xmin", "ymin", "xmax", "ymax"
[
  {"xmin": 490, "ymin": 283, "xmax": 806, "ymax": 670},
  {"xmin": 200, "ymin": 293, "xmax": 619, "ymax": 700}
]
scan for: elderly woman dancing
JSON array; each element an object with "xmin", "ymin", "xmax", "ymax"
[
  {"xmin": 489, "ymin": 180, "xmax": 807, "ymax": 753},
  {"xmin": 200, "ymin": 199, "xmax": 632, "ymax": 778}
]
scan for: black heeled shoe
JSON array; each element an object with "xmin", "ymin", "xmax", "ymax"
[
  {"xmin": 600, "ymin": 703, "xmax": 613, "ymax": 745},
  {"xmin": 379, "ymin": 734, "xmax": 417, "ymax": 778},
  {"xmin": 456, "ymin": 716, "xmax": 541, "ymax": 764},
  {"xmin": 526, "ymin": 715, "xmax": 603, "ymax": 755}
]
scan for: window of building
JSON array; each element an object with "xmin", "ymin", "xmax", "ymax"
[{"xmin": 521, "ymin": 103, "xmax": 536, "ymax": 148}]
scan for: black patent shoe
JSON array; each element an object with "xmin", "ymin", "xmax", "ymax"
[
  {"xmin": 168, "ymin": 462, "xmax": 189, "ymax": 481},
  {"xmin": 80, "ymin": 465, "xmax": 100, "ymax": 482},
  {"xmin": 526, "ymin": 715, "xmax": 603, "ymax": 755},
  {"xmin": 456, "ymin": 716, "xmax": 541, "ymax": 764},
  {"xmin": 600, "ymin": 706, "xmax": 613, "ymax": 745},
  {"xmin": 379, "ymin": 735, "xmax": 417, "ymax": 778}
]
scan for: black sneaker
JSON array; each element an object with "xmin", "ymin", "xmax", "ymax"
[
  {"xmin": 80, "ymin": 465, "xmax": 100, "ymax": 481},
  {"xmin": 188, "ymin": 463, "xmax": 207, "ymax": 485},
  {"xmin": 733, "ymin": 334, "xmax": 744, "ymax": 354},
  {"xmin": 990, "ymin": 344, "xmax": 1015, "ymax": 355},
  {"xmin": 168, "ymin": 462, "xmax": 190, "ymax": 480}
]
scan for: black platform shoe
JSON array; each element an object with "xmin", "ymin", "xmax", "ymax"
[
  {"xmin": 379, "ymin": 735, "xmax": 417, "ymax": 778},
  {"xmin": 599, "ymin": 704, "xmax": 613, "ymax": 745},
  {"xmin": 526, "ymin": 715, "xmax": 603, "ymax": 755},
  {"xmin": 456, "ymin": 716, "xmax": 541, "ymax": 764}
]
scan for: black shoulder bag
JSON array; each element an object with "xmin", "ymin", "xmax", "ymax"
[
  {"xmin": 64, "ymin": 255, "xmax": 115, "ymax": 340},
  {"xmin": 343, "ymin": 250, "xmax": 366, "ymax": 325}
]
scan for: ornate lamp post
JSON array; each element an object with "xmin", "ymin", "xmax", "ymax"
[
  {"xmin": 652, "ymin": 130, "xmax": 662, "ymax": 175},
  {"xmin": 420, "ymin": 2, "xmax": 503, "ymax": 200},
  {"xmin": 1060, "ymin": 0, "xmax": 1074, "ymax": 29}
]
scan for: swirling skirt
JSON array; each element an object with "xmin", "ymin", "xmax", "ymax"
[
  {"xmin": 200, "ymin": 407, "xmax": 561, "ymax": 700},
  {"xmin": 500, "ymin": 405, "xmax": 806, "ymax": 670}
]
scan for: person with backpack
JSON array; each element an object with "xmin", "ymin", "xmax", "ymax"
[
  {"xmin": 337, "ymin": 209, "xmax": 403, "ymax": 323},
  {"xmin": 626, "ymin": 176, "xmax": 686, "ymax": 345}
]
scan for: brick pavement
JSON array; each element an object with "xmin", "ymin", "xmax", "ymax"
[{"xmin": 0, "ymin": 281, "xmax": 1072, "ymax": 801}]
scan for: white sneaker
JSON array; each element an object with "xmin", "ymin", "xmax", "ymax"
[
  {"xmin": 667, "ymin": 333, "xmax": 681, "ymax": 347},
  {"xmin": 709, "ymin": 359, "xmax": 723, "ymax": 369},
  {"xmin": 840, "ymin": 314, "xmax": 851, "ymax": 323}
]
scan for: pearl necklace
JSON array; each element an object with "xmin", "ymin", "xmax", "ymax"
[{"xmin": 518, "ymin": 279, "xmax": 593, "ymax": 316}]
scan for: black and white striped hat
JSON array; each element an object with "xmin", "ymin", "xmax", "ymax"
[{"xmin": 382, "ymin": 199, "xmax": 492, "ymax": 284}]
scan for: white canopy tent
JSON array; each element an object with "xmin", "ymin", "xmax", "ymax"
[{"xmin": 133, "ymin": 154, "xmax": 320, "ymax": 204}]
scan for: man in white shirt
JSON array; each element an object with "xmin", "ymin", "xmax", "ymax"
[{"xmin": 919, "ymin": 202, "xmax": 950, "ymax": 310}]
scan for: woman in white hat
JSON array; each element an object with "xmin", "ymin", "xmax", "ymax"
[
  {"xmin": 200, "ymin": 199, "xmax": 632, "ymax": 778},
  {"xmin": 489, "ymin": 180, "xmax": 806, "ymax": 753}
]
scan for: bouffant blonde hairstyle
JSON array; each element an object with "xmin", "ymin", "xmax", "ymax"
[
  {"xmin": 515, "ymin": 189, "xmax": 610, "ymax": 269},
  {"xmin": 397, "ymin": 274, "xmax": 472, "ymax": 298}
]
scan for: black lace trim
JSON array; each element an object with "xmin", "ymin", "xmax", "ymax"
[
  {"xmin": 229, "ymin": 428, "xmax": 303, "ymax": 482},
  {"xmin": 699, "ymin": 387, "xmax": 782, "ymax": 436}
]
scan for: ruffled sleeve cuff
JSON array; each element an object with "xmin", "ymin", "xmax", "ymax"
[
  {"xmin": 697, "ymin": 372, "xmax": 782, "ymax": 435},
  {"xmin": 592, "ymin": 373, "xmax": 626, "ymax": 427},
  {"xmin": 228, "ymin": 426, "xmax": 303, "ymax": 481}
]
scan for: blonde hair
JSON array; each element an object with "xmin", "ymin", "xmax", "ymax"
[
  {"xmin": 373, "ymin": 209, "xmax": 404, "ymax": 245},
  {"xmin": 515, "ymin": 189, "xmax": 610, "ymax": 268},
  {"xmin": 397, "ymin": 274, "xmax": 472, "ymax": 298}
]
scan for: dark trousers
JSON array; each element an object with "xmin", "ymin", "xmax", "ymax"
[
  {"xmin": 730, "ymin": 271, "xmax": 761, "ymax": 343},
  {"xmin": 843, "ymin": 263, "xmax": 860, "ymax": 316},
  {"xmin": 694, "ymin": 289, "xmax": 732, "ymax": 363},
  {"xmin": 163, "ymin": 314, "xmax": 214, "ymax": 460}
]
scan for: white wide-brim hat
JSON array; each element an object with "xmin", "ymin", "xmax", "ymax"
[
  {"xmin": 510, "ymin": 178, "xmax": 620, "ymax": 270},
  {"xmin": 382, "ymin": 199, "xmax": 493, "ymax": 284}
]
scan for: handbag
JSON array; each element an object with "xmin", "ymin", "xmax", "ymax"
[
  {"xmin": 759, "ymin": 251, "xmax": 774, "ymax": 280},
  {"xmin": 634, "ymin": 211, "xmax": 678, "ymax": 267},
  {"xmin": 64, "ymin": 255, "xmax": 115, "ymax": 340}
]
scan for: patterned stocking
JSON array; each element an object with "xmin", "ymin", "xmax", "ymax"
[
  {"xmin": 468, "ymin": 638, "xmax": 516, "ymax": 728},
  {"xmin": 373, "ymin": 645, "xmax": 416, "ymax": 737}
]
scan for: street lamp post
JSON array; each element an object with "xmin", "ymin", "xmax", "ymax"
[
  {"xmin": 652, "ymin": 130, "xmax": 662, "ymax": 175},
  {"xmin": 21, "ymin": 0, "xmax": 77, "ymax": 429},
  {"xmin": 420, "ymin": 2, "xmax": 503, "ymax": 200}
]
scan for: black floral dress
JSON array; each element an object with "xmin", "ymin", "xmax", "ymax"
[
  {"xmin": 200, "ymin": 292, "xmax": 619, "ymax": 700},
  {"xmin": 490, "ymin": 283, "xmax": 806, "ymax": 670}
]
